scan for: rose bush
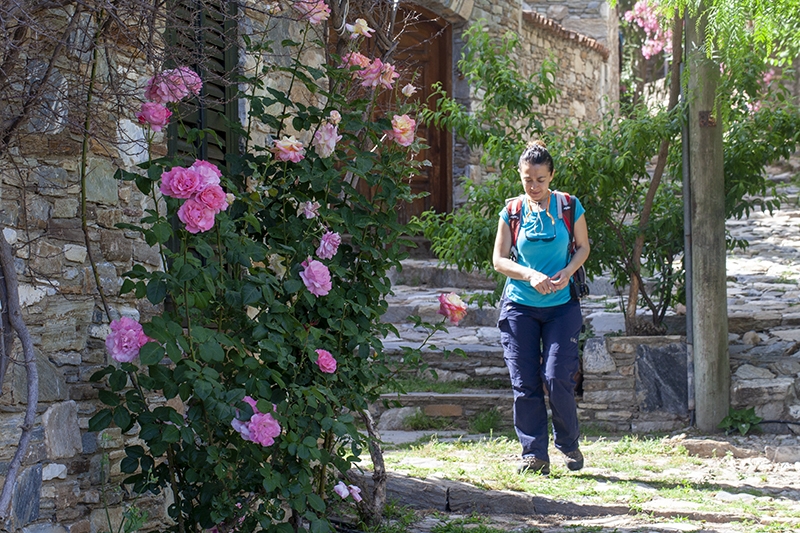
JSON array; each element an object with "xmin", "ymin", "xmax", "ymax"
[{"xmin": 93, "ymin": 7, "xmax": 427, "ymax": 532}]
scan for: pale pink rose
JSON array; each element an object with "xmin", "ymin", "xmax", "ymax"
[
  {"xmin": 329, "ymin": 110, "xmax": 341, "ymax": 125},
  {"xmin": 300, "ymin": 258, "xmax": 332, "ymax": 297},
  {"xmin": 249, "ymin": 412, "xmax": 281, "ymax": 446},
  {"xmin": 144, "ymin": 67, "xmax": 201, "ymax": 104},
  {"xmin": 226, "ymin": 193, "xmax": 236, "ymax": 206},
  {"xmin": 316, "ymin": 231, "xmax": 341, "ymax": 259},
  {"xmin": 136, "ymin": 102, "xmax": 172, "ymax": 131},
  {"xmin": 231, "ymin": 418, "xmax": 251, "ymax": 441},
  {"xmin": 437, "ymin": 292, "xmax": 468, "ymax": 325},
  {"xmin": 340, "ymin": 52, "xmax": 371, "ymax": 70},
  {"xmin": 298, "ymin": 201, "xmax": 321, "ymax": 219},
  {"xmin": 106, "ymin": 317, "xmax": 152, "ymax": 363},
  {"xmin": 189, "ymin": 160, "xmax": 222, "ymax": 189},
  {"xmin": 379, "ymin": 62, "xmax": 399, "ymax": 90},
  {"xmin": 273, "ymin": 136, "xmax": 305, "ymax": 163},
  {"xmin": 293, "ymin": 0, "xmax": 330, "ymax": 24},
  {"xmin": 315, "ymin": 349, "xmax": 337, "ymax": 373},
  {"xmin": 312, "ymin": 123, "xmax": 341, "ymax": 158},
  {"xmin": 333, "ymin": 481, "xmax": 349, "ymax": 499},
  {"xmin": 178, "ymin": 197, "xmax": 217, "ymax": 233},
  {"xmin": 358, "ymin": 58, "xmax": 383, "ymax": 88},
  {"xmin": 172, "ymin": 66, "xmax": 203, "ymax": 96},
  {"xmin": 160, "ymin": 166, "xmax": 203, "ymax": 199},
  {"xmin": 385, "ymin": 114, "xmax": 416, "ymax": 147},
  {"xmin": 196, "ymin": 184, "xmax": 229, "ymax": 213},
  {"xmin": 345, "ymin": 18, "xmax": 374, "ymax": 39},
  {"xmin": 402, "ymin": 84, "xmax": 417, "ymax": 97},
  {"xmin": 348, "ymin": 485, "xmax": 362, "ymax": 502}
]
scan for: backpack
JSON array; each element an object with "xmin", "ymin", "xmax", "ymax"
[{"xmin": 505, "ymin": 192, "xmax": 589, "ymax": 299}]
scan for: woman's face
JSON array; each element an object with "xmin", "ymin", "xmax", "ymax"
[{"xmin": 519, "ymin": 162, "xmax": 553, "ymax": 203}]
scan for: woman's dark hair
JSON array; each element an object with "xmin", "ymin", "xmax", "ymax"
[{"xmin": 518, "ymin": 140, "xmax": 554, "ymax": 174}]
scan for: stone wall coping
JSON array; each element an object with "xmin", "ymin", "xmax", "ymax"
[{"xmin": 521, "ymin": 10, "xmax": 610, "ymax": 61}]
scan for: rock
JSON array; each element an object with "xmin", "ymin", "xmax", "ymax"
[
  {"xmin": 377, "ymin": 407, "xmax": 421, "ymax": 431},
  {"xmin": 42, "ymin": 463, "xmax": 68, "ymax": 481},
  {"xmin": 22, "ymin": 524, "xmax": 68, "ymax": 533},
  {"xmin": 680, "ymin": 439, "xmax": 758, "ymax": 459},
  {"xmin": 582, "ymin": 337, "xmax": 616, "ymax": 374},
  {"xmin": 742, "ymin": 331, "xmax": 762, "ymax": 345},
  {"xmin": 765, "ymin": 446, "xmax": 800, "ymax": 463},
  {"xmin": 635, "ymin": 341, "xmax": 688, "ymax": 415},
  {"xmin": 63, "ymin": 244, "xmax": 87, "ymax": 263},
  {"xmin": 734, "ymin": 364, "xmax": 775, "ymax": 380},
  {"xmin": 732, "ymin": 378, "xmax": 794, "ymax": 405},
  {"xmin": 84, "ymin": 157, "xmax": 119, "ymax": 205},
  {"xmin": 42, "ymin": 401, "xmax": 82, "ymax": 459},
  {"xmin": 12, "ymin": 464, "xmax": 42, "ymax": 528}
]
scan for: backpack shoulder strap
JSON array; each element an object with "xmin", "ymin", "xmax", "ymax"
[
  {"xmin": 505, "ymin": 195, "xmax": 524, "ymax": 253},
  {"xmin": 553, "ymin": 191, "xmax": 573, "ymax": 235}
]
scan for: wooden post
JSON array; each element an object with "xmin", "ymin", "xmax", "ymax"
[{"xmin": 686, "ymin": 1, "xmax": 730, "ymax": 431}]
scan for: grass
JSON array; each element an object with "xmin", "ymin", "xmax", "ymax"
[{"xmin": 356, "ymin": 433, "xmax": 800, "ymax": 530}]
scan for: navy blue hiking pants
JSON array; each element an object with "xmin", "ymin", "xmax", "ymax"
[{"xmin": 498, "ymin": 298, "xmax": 583, "ymax": 461}]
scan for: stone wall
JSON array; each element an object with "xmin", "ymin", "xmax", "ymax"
[{"xmin": 580, "ymin": 335, "xmax": 800, "ymax": 435}]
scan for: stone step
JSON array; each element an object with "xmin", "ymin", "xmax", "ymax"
[
  {"xmin": 389, "ymin": 259, "xmax": 497, "ymax": 290},
  {"xmin": 374, "ymin": 391, "xmax": 515, "ymax": 431},
  {"xmin": 381, "ymin": 341, "xmax": 507, "ymax": 379}
]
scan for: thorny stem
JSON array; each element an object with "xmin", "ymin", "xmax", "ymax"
[{"xmin": 167, "ymin": 444, "xmax": 185, "ymax": 533}]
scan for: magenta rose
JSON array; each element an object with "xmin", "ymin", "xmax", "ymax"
[
  {"xmin": 178, "ymin": 197, "xmax": 216, "ymax": 234},
  {"xmin": 314, "ymin": 349, "xmax": 337, "ymax": 373},
  {"xmin": 196, "ymin": 184, "xmax": 229, "ymax": 213},
  {"xmin": 105, "ymin": 317, "xmax": 152, "ymax": 363},
  {"xmin": 136, "ymin": 102, "xmax": 172, "ymax": 131},
  {"xmin": 316, "ymin": 231, "xmax": 341, "ymax": 260},
  {"xmin": 171, "ymin": 66, "xmax": 203, "ymax": 96},
  {"xmin": 299, "ymin": 258, "xmax": 332, "ymax": 297},
  {"xmin": 160, "ymin": 166, "xmax": 203, "ymax": 199},
  {"xmin": 248, "ymin": 412, "xmax": 281, "ymax": 446}
]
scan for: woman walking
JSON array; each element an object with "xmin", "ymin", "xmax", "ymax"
[{"xmin": 492, "ymin": 140, "xmax": 590, "ymax": 475}]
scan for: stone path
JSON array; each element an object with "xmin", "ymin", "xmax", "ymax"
[{"xmin": 369, "ymin": 157, "xmax": 800, "ymax": 532}]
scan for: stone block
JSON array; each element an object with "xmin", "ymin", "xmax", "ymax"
[
  {"xmin": 582, "ymin": 389, "xmax": 634, "ymax": 405},
  {"xmin": 66, "ymin": 520, "xmax": 91, "ymax": 533},
  {"xmin": 53, "ymin": 198, "xmax": 79, "ymax": 218},
  {"xmin": 1, "ymin": 414, "xmax": 25, "ymax": 454},
  {"xmin": 50, "ymin": 351, "xmax": 81, "ymax": 366},
  {"xmin": 594, "ymin": 410, "xmax": 632, "ymax": 421},
  {"xmin": 90, "ymin": 506, "xmax": 125, "ymax": 533},
  {"xmin": 63, "ymin": 244, "xmax": 87, "ymax": 263},
  {"xmin": 81, "ymin": 432, "xmax": 98, "ymax": 454},
  {"xmin": 48, "ymin": 218, "xmax": 84, "ymax": 243},
  {"xmin": 22, "ymin": 524, "xmax": 67, "ymax": 533},
  {"xmin": 11, "ymin": 351, "xmax": 68, "ymax": 403},
  {"xmin": 133, "ymin": 241, "xmax": 162, "ymax": 267},
  {"xmin": 765, "ymin": 446, "xmax": 800, "ymax": 463},
  {"xmin": 31, "ymin": 241, "xmax": 63, "ymax": 276},
  {"xmin": 773, "ymin": 329, "xmax": 800, "ymax": 342},
  {"xmin": 42, "ymin": 463, "xmax": 68, "ymax": 481},
  {"xmin": 35, "ymin": 166, "xmax": 72, "ymax": 197},
  {"xmin": 423, "ymin": 404, "xmax": 463, "ymax": 417},
  {"xmin": 635, "ymin": 340, "xmax": 688, "ymax": 416},
  {"xmin": 12, "ymin": 464, "xmax": 42, "ymax": 528},
  {"xmin": 732, "ymin": 378, "xmax": 794, "ymax": 405},
  {"xmin": 85, "ymin": 158, "xmax": 119, "ymax": 205},
  {"xmin": 52, "ymin": 480, "xmax": 80, "ymax": 510},
  {"xmin": 582, "ymin": 337, "xmax": 616, "ymax": 374},
  {"xmin": 734, "ymin": 364, "xmax": 775, "ymax": 380},
  {"xmin": 43, "ymin": 401, "xmax": 83, "ymax": 459},
  {"xmin": 100, "ymin": 229, "xmax": 133, "ymax": 263},
  {"xmin": 631, "ymin": 419, "xmax": 686, "ymax": 433}
]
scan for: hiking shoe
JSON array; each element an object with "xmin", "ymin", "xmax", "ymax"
[
  {"xmin": 517, "ymin": 456, "xmax": 550, "ymax": 475},
  {"xmin": 564, "ymin": 449, "xmax": 584, "ymax": 471}
]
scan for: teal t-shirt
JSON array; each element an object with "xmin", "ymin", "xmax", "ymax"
[{"xmin": 499, "ymin": 193, "xmax": 585, "ymax": 307}]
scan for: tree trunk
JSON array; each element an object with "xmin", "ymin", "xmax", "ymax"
[{"xmin": 686, "ymin": 2, "xmax": 730, "ymax": 431}]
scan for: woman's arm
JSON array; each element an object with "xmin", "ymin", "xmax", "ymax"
[
  {"xmin": 492, "ymin": 218, "xmax": 553, "ymax": 292},
  {"xmin": 550, "ymin": 214, "xmax": 590, "ymax": 290}
]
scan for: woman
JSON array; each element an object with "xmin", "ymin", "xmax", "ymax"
[{"xmin": 492, "ymin": 140, "xmax": 590, "ymax": 475}]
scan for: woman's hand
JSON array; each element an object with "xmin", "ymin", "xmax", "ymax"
[
  {"xmin": 529, "ymin": 270, "xmax": 559, "ymax": 295},
  {"xmin": 549, "ymin": 269, "xmax": 571, "ymax": 292}
]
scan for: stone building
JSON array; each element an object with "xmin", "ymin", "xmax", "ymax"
[{"xmin": 0, "ymin": 0, "xmax": 617, "ymax": 531}]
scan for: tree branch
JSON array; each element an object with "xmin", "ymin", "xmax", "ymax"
[{"xmin": 0, "ymin": 229, "xmax": 39, "ymax": 523}]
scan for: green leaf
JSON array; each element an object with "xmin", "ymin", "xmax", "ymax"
[
  {"xmin": 140, "ymin": 342, "xmax": 165, "ymax": 366},
  {"xmin": 241, "ymin": 283, "xmax": 262, "ymax": 306},
  {"xmin": 89, "ymin": 409, "xmax": 113, "ymax": 432},
  {"xmin": 98, "ymin": 390, "xmax": 120, "ymax": 407},
  {"xmin": 109, "ymin": 370, "xmax": 128, "ymax": 391},
  {"xmin": 120, "ymin": 456, "xmax": 139, "ymax": 474},
  {"xmin": 146, "ymin": 279, "xmax": 167, "ymax": 304},
  {"xmin": 307, "ymin": 493, "xmax": 326, "ymax": 513},
  {"xmin": 113, "ymin": 408, "xmax": 133, "ymax": 431},
  {"xmin": 152, "ymin": 222, "xmax": 172, "ymax": 244},
  {"xmin": 198, "ymin": 341, "xmax": 225, "ymax": 363},
  {"xmin": 162, "ymin": 425, "xmax": 181, "ymax": 443}
]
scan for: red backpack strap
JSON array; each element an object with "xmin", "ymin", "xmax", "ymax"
[
  {"xmin": 505, "ymin": 196, "xmax": 524, "ymax": 257},
  {"xmin": 554, "ymin": 191, "xmax": 573, "ymax": 235}
]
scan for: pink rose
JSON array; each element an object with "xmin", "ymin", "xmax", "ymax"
[
  {"xmin": 348, "ymin": 485, "xmax": 362, "ymax": 502},
  {"xmin": 144, "ymin": 67, "xmax": 201, "ymax": 104},
  {"xmin": 437, "ymin": 292, "xmax": 468, "ymax": 326},
  {"xmin": 293, "ymin": 0, "xmax": 330, "ymax": 24},
  {"xmin": 248, "ymin": 412, "xmax": 281, "ymax": 446},
  {"xmin": 300, "ymin": 258, "xmax": 332, "ymax": 297},
  {"xmin": 385, "ymin": 114, "xmax": 416, "ymax": 147},
  {"xmin": 189, "ymin": 160, "xmax": 222, "ymax": 189},
  {"xmin": 340, "ymin": 52, "xmax": 370, "ymax": 70},
  {"xmin": 106, "ymin": 317, "xmax": 152, "ymax": 363},
  {"xmin": 160, "ymin": 166, "xmax": 203, "ymax": 199},
  {"xmin": 357, "ymin": 58, "xmax": 383, "ymax": 88},
  {"xmin": 379, "ymin": 62, "xmax": 399, "ymax": 90},
  {"xmin": 298, "ymin": 200, "xmax": 321, "ymax": 219},
  {"xmin": 136, "ymin": 102, "xmax": 172, "ymax": 131},
  {"xmin": 316, "ymin": 231, "xmax": 341, "ymax": 260},
  {"xmin": 315, "ymin": 349, "xmax": 337, "ymax": 373},
  {"xmin": 242, "ymin": 396, "xmax": 259, "ymax": 412},
  {"xmin": 178, "ymin": 197, "xmax": 216, "ymax": 233},
  {"xmin": 329, "ymin": 110, "xmax": 342, "ymax": 125},
  {"xmin": 333, "ymin": 481, "xmax": 349, "ymax": 499},
  {"xmin": 345, "ymin": 18, "xmax": 374, "ymax": 39},
  {"xmin": 273, "ymin": 136, "xmax": 305, "ymax": 163},
  {"xmin": 312, "ymin": 123, "xmax": 341, "ymax": 158},
  {"xmin": 196, "ymin": 184, "xmax": 229, "ymax": 213}
]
